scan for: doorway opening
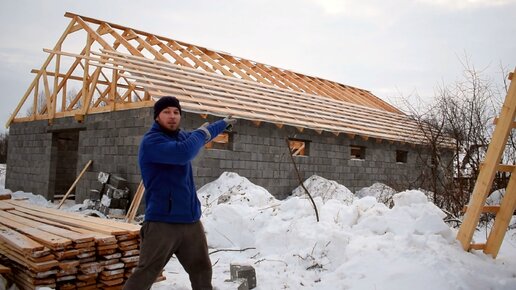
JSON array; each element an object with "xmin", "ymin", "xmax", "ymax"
[{"xmin": 49, "ymin": 130, "xmax": 80, "ymax": 202}]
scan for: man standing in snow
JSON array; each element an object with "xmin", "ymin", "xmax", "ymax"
[{"xmin": 123, "ymin": 96, "xmax": 236, "ymax": 290}]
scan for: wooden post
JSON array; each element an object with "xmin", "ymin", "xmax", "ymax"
[
  {"xmin": 484, "ymin": 171, "xmax": 516, "ymax": 257},
  {"xmin": 457, "ymin": 68, "xmax": 516, "ymax": 252},
  {"xmin": 125, "ymin": 181, "xmax": 145, "ymax": 223},
  {"xmin": 57, "ymin": 160, "xmax": 92, "ymax": 209}
]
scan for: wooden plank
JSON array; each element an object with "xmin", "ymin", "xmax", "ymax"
[
  {"xmin": 493, "ymin": 117, "xmax": 516, "ymax": 128},
  {"xmin": 64, "ymin": 12, "xmax": 398, "ymax": 112},
  {"xmin": 462, "ymin": 205, "xmax": 500, "ymax": 214},
  {"xmin": 0, "ymin": 244, "xmax": 59, "ymax": 272},
  {"xmin": 125, "ymin": 181, "xmax": 144, "ymax": 223},
  {"xmin": 12, "ymin": 12, "xmax": 404, "ymax": 129},
  {"xmin": 469, "ymin": 243, "xmax": 486, "ymax": 250},
  {"xmin": 167, "ymin": 41, "xmax": 215, "ymax": 72},
  {"xmin": 7, "ymin": 209, "xmax": 118, "ymax": 244},
  {"xmin": 48, "ymin": 49, "xmax": 430, "ymax": 146},
  {"xmin": 0, "ymin": 212, "xmax": 72, "ymax": 250},
  {"xmin": 0, "ymin": 200, "xmax": 15, "ymax": 210},
  {"xmin": 457, "ymin": 68, "xmax": 516, "ymax": 251},
  {"xmin": 0, "ymin": 223, "xmax": 45, "ymax": 253},
  {"xmin": 104, "ymin": 24, "xmax": 145, "ymax": 57},
  {"xmin": 484, "ymin": 172, "xmax": 516, "ymax": 258},
  {"xmin": 57, "ymin": 160, "xmax": 92, "ymax": 210},
  {"xmin": 0, "ymin": 263, "xmax": 11, "ymax": 274},
  {"xmin": 144, "ymin": 84, "xmax": 417, "ymax": 143},
  {"xmin": 94, "ymin": 50, "xmax": 429, "ymax": 142},
  {"xmin": 151, "ymin": 36, "xmax": 194, "ymax": 68},
  {"xmin": 5, "ymin": 202, "xmax": 128, "ymax": 236},
  {"xmin": 8, "ymin": 200, "xmax": 140, "ymax": 234},
  {"xmin": 479, "ymin": 162, "xmax": 516, "ymax": 173},
  {"xmin": 0, "ymin": 193, "xmax": 11, "ymax": 201},
  {"xmin": 220, "ymin": 54, "xmax": 271, "ymax": 84},
  {"xmin": 54, "ymin": 249, "xmax": 80, "ymax": 260},
  {"xmin": 127, "ymin": 29, "xmax": 168, "ymax": 62},
  {"xmin": 99, "ymin": 49, "xmax": 413, "ymax": 129},
  {"xmin": 0, "ymin": 209, "xmax": 94, "ymax": 243}
]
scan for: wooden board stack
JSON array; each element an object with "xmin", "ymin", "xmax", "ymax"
[{"xmin": 0, "ymin": 199, "xmax": 164, "ymax": 289}]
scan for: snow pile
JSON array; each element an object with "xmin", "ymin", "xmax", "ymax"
[
  {"xmin": 356, "ymin": 182, "xmax": 397, "ymax": 206},
  {"xmin": 198, "ymin": 172, "xmax": 276, "ymax": 208},
  {"xmin": 157, "ymin": 173, "xmax": 516, "ymax": 289},
  {"xmin": 291, "ymin": 175, "xmax": 355, "ymax": 205},
  {"xmin": 1, "ymin": 167, "xmax": 516, "ymax": 289},
  {"xmin": 11, "ymin": 191, "xmax": 53, "ymax": 207},
  {"xmin": 486, "ymin": 188, "xmax": 505, "ymax": 205}
]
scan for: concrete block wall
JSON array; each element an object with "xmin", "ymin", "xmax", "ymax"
[
  {"xmin": 194, "ymin": 117, "xmax": 431, "ymax": 198},
  {"xmin": 73, "ymin": 108, "xmax": 152, "ymax": 204},
  {"xmin": 6, "ymin": 107, "xmax": 440, "ymax": 204},
  {"xmin": 6, "ymin": 120, "xmax": 53, "ymax": 197}
]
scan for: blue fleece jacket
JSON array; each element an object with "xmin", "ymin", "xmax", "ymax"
[{"xmin": 138, "ymin": 120, "xmax": 227, "ymax": 223}]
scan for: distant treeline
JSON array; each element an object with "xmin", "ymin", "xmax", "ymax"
[{"xmin": 0, "ymin": 132, "xmax": 7, "ymax": 163}]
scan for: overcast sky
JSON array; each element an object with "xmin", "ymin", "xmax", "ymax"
[{"xmin": 1, "ymin": 0, "xmax": 515, "ymax": 133}]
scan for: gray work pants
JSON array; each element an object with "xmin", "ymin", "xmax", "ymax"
[{"xmin": 123, "ymin": 221, "xmax": 213, "ymax": 290}]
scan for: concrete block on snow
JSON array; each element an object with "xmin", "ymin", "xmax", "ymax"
[{"xmin": 230, "ymin": 264, "xmax": 256, "ymax": 289}]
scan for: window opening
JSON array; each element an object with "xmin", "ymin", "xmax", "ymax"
[
  {"xmin": 396, "ymin": 150, "xmax": 408, "ymax": 163},
  {"xmin": 288, "ymin": 139, "xmax": 309, "ymax": 156},
  {"xmin": 205, "ymin": 132, "xmax": 231, "ymax": 150},
  {"xmin": 350, "ymin": 145, "xmax": 366, "ymax": 159}
]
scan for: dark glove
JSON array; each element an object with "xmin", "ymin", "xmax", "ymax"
[
  {"xmin": 223, "ymin": 116, "xmax": 237, "ymax": 131},
  {"xmin": 197, "ymin": 122, "xmax": 211, "ymax": 143}
]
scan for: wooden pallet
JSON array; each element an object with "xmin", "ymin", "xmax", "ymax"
[{"xmin": 457, "ymin": 69, "xmax": 516, "ymax": 258}]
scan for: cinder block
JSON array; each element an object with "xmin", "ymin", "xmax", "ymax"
[
  {"xmin": 105, "ymin": 184, "xmax": 129, "ymax": 199},
  {"xmin": 234, "ymin": 278, "xmax": 249, "ymax": 290},
  {"xmin": 108, "ymin": 175, "xmax": 127, "ymax": 189},
  {"xmin": 230, "ymin": 264, "xmax": 256, "ymax": 289},
  {"xmin": 109, "ymin": 198, "xmax": 120, "ymax": 208},
  {"xmin": 118, "ymin": 198, "xmax": 129, "ymax": 210},
  {"xmin": 98, "ymin": 172, "xmax": 110, "ymax": 184},
  {"xmin": 89, "ymin": 189, "xmax": 101, "ymax": 201}
]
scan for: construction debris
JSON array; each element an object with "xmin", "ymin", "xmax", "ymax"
[
  {"xmin": 88, "ymin": 172, "xmax": 131, "ymax": 218},
  {"xmin": 0, "ymin": 199, "xmax": 163, "ymax": 289}
]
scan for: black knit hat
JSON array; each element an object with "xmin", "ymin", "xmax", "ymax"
[{"xmin": 153, "ymin": 96, "xmax": 182, "ymax": 119}]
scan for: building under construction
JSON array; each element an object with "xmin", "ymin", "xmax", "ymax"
[{"xmin": 5, "ymin": 12, "xmax": 452, "ymax": 203}]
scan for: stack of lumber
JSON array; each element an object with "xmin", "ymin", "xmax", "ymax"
[{"xmin": 0, "ymin": 199, "xmax": 162, "ymax": 289}]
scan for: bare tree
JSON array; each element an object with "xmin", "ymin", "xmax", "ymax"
[
  {"xmin": 24, "ymin": 90, "xmax": 47, "ymax": 117},
  {"xmin": 403, "ymin": 57, "xmax": 508, "ymax": 216}
]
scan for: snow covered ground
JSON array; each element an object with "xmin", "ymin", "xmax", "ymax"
[
  {"xmin": 0, "ymin": 164, "xmax": 6, "ymax": 191},
  {"xmin": 1, "ymin": 169, "xmax": 516, "ymax": 289}
]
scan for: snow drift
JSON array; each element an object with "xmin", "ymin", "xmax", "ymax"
[{"xmin": 1, "ymin": 169, "xmax": 515, "ymax": 290}]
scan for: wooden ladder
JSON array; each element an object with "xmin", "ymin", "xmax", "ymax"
[{"xmin": 457, "ymin": 68, "xmax": 516, "ymax": 258}]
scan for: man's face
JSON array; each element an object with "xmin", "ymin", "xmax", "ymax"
[{"xmin": 156, "ymin": 106, "xmax": 181, "ymax": 131}]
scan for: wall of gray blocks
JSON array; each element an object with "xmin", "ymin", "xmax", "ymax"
[{"xmin": 6, "ymin": 107, "xmax": 443, "ymax": 207}]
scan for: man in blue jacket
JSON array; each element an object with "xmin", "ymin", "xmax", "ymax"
[{"xmin": 124, "ymin": 96, "xmax": 236, "ymax": 290}]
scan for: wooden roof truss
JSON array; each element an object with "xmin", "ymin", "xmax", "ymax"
[{"xmin": 7, "ymin": 12, "xmax": 444, "ymax": 145}]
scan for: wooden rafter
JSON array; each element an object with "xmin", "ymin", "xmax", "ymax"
[
  {"xmin": 7, "ymin": 12, "xmax": 425, "ymax": 146},
  {"xmin": 83, "ymin": 49, "xmax": 439, "ymax": 144},
  {"xmin": 97, "ymin": 50, "xmax": 424, "ymax": 135}
]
